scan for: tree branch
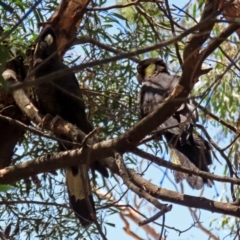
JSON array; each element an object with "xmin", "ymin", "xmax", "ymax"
[
  {"xmin": 132, "ymin": 148, "xmax": 240, "ymax": 185},
  {"xmin": 194, "ymin": 100, "xmax": 237, "ymax": 133},
  {"xmin": 73, "ymin": 36, "xmax": 140, "ymax": 63},
  {"xmin": 86, "ymin": 0, "xmax": 163, "ymax": 12},
  {"xmin": 128, "ymin": 169, "xmax": 240, "ymax": 218}
]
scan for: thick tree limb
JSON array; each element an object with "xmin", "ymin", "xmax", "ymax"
[{"xmin": 1, "ymin": 136, "xmax": 240, "ymax": 185}]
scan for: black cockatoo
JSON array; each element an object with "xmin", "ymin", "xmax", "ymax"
[
  {"xmin": 137, "ymin": 58, "xmax": 213, "ymax": 190},
  {"xmin": 32, "ymin": 25, "xmax": 108, "ymax": 227}
]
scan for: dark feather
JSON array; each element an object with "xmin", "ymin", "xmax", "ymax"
[
  {"xmin": 138, "ymin": 58, "xmax": 213, "ymax": 189},
  {"xmin": 33, "ymin": 26, "xmax": 108, "ymax": 227}
]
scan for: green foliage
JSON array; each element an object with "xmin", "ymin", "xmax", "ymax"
[{"xmin": 0, "ymin": 185, "xmax": 14, "ymax": 192}]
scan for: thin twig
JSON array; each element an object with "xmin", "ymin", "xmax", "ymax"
[
  {"xmin": 81, "ymin": 127, "xmax": 99, "ymax": 147},
  {"xmin": 139, "ymin": 206, "xmax": 172, "ymax": 226},
  {"xmin": 165, "ymin": 0, "xmax": 183, "ymax": 67},
  {"xmin": 87, "ymin": 0, "xmax": 163, "ymax": 12},
  {"xmin": 159, "ymin": 214, "xmax": 165, "ymax": 240},
  {"xmin": 194, "ymin": 100, "xmax": 237, "ymax": 133}
]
